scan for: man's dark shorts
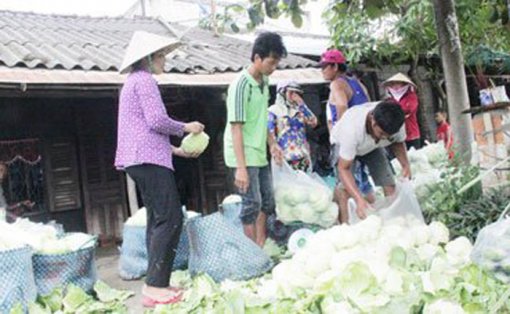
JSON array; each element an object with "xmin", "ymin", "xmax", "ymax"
[
  {"xmin": 337, "ymin": 147, "xmax": 396, "ymax": 189},
  {"xmin": 228, "ymin": 165, "xmax": 275, "ymax": 224}
]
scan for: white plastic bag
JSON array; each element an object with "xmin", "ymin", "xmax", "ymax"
[
  {"xmin": 479, "ymin": 86, "xmax": 510, "ymax": 106},
  {"xmin": 349, "ymin": 179, "xmax": 425, "ymax": 226},
  {"xmin": 272, "ymin": 160, "xmax": 338, "ymax": 227},
  {"xmin": 471, "ymin": 203, "xmax": 510, "ymax": 283}
]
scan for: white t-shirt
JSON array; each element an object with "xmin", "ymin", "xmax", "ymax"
[{"xmin": 329, "ymin": 101, "xmax": 406, "ymax": 160}]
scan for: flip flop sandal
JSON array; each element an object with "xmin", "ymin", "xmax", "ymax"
[
  {"xmin": 142, "ymin": 284, "xmax": 183, "ymax": 295},
  {"xmin": 166, "ymin": 286, "xmax": 184, "ymax": 293},
  {"xmin": 142, "ymin": 291, "xmax": 183, "ymax": 308}
]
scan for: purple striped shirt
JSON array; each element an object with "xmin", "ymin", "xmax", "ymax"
[{"xmin": 115, "ymin": 69, "xmax": 185, "ymax": 171}]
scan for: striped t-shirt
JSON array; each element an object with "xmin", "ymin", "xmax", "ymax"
[{"xmin": 223, "ymin": 68, "xmax": 270, "ymax": 168}]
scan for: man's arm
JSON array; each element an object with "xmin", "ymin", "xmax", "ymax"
[
  {"xmin": 390, "ymin": 142, "xmax": 412, "ymax": 179},
  {"xmin": 338, "ymin": 158, "xmax": 368, "ymax": 219},
  {"xmin": 267, "ymin": 130, "xmax": 283, "ymax": 165},
  {"xmin": 232, "ymin": 123, "xmax": 249, "ymax": 192}
]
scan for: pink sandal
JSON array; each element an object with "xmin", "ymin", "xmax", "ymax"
[
  {"xmin": 142, "ymin": 290, "xmax": 183, "ymax": 308},
  {"xmin": 166, "ymin": 286, "xmax": 184, "ymax": 293}
]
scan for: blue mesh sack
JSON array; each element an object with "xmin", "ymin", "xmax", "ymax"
[
  {"xmin": 220, "ymin": 201, "xmax": 243, "ymax": 233},
  {"xmin": 118, "ymin": 224, "xmax": 189, "ymax": 280},
  {"xmin": 173, "ymin": 229, "xmax": 189, "ymax": 270},
  {"xmin": 0, "ymin": 246, "xmax": 36, "ymax": 312},
  {"xmin": 118, "ymin": 225, "xmax": 147, "ymax": 280},
  {"xmin": 32, "ymin": 240, "xmax": 97, "ymax": 296},
  {"xmin": 187, "ymin": 212, "xmax": 273, "ymax": 282}
]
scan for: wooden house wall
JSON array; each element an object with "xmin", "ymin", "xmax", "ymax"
[
  {"xmin": 0, "ymin": 96, "xmax": 127, "ymax": 244},
  {"xmin": 0, "ymin": 98, "xmax": 85, "ymax": 231}
]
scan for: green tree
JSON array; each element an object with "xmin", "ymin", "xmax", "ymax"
[
  {"xmin": 323, "ymin": 0, "xmax": 509, "ymax": 65},
  {"xmin": 322, "ymin": 0, "xmax": 509, "ymax": 164}
]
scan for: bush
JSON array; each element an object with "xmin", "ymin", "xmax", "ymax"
[{"xmin": 421, "ymin": 163, "xmax": 510, "ymax": 242}]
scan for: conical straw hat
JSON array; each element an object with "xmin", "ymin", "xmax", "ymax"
[
  {"xmin": 383, "ymin": 72, "xmax": 417, "ymax": 88},
  {"xmin": 119, "ymin": 31, "xmax": 181, "ymax": 74}
]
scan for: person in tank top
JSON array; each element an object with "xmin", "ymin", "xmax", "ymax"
[{"xmin": 320, "ymin": 49, "xmax": 376, "ymax": 223}]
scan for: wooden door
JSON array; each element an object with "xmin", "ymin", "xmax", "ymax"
[
  {"xmin": 75, "ymin": 101, "xmax": 128, "ymax": 245},
  {"xmin": 79, "ymin": 135, "xmax": 127, "ymax": 244}
]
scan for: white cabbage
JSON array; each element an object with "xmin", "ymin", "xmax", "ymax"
[{"xmin": 180, "ymin": 131, "xmax": 210, "ymax": 154}]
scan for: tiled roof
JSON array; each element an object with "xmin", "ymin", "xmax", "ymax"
[{"xmin": 0, "ymin": 10, "xmax": 316, "ymax": 74}]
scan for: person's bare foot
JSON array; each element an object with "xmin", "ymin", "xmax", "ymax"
[
  {"xmin": 255, "ymin": 212, "xmax": 267, "ymax": 247},
  {"xmin": 256, "ymin": 236, "xmax": 266, "ymax": 247}
]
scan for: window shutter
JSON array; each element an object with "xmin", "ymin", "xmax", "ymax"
[{"xmin": 44, "ymin": 138, "xmax": 81, "ymax": 211}]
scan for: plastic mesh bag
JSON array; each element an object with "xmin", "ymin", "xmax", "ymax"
[
  {"xmin": 118, "ymin": 224, "xmax": 190, "ymax": 280},
  {"xmin": 471, "ymin": 204, "xmax": 510, "ymax": 283},
  {"xmin": 272, "ymin": 160, "xmax": 338, "ymax": 227},
  {"xmin": 349, "ymin": 179, "xmax": 425, "ymax": 226},
  {"xmin": 187, "ymin": 212, "xmax": 273, "ymax": 282},
  {"xmin": 219, "ymin": 200, "xmax": 243, "ymax": 233},
  {"xmin": 0, "ymin": 246, "xmax": 36, "ymax": 312},
  {"xmin": 33, "ymin": 239, "xmax": 98, "ymax": 296},
  {"xmin": 118, "ymin": 225, "xmax": 148, "ymax": 280}
]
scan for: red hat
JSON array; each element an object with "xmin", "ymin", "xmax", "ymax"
[{"xmin": 320, "ymin": 49, "xmax": 347, "ymax": 65}]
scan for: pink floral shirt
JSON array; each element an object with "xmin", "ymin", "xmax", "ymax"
[{"xmin": 115, "ymin": 69, "xmax": 185, "ymax": 170}]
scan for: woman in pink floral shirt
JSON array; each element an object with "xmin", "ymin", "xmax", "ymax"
[{"xmin": 115, "ymin": 31, "xmax": 204, "ymax": 307}]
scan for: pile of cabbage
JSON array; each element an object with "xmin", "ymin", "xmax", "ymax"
[
  {"xmin": 275, "ymin": 182, "xmax": 338, "ymax": 228},
  {"xmin": 0, "ymin": 219, "xmax": 94, "ymax": 254},
  {"xmin": 392, "ymin": 142, "xmax": 449, "ymax": 200},
  {"xmin": 153, "ymin": 216, "xmax": 510, "ymax": 313},
  {"xmin": 124, "ymin": 207, "xmax": 148, "ymax": 226}
]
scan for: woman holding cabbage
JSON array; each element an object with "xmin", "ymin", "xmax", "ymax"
[{"xmin": 115, "ymin": 31, "xmax": 204, "ymax": 308}]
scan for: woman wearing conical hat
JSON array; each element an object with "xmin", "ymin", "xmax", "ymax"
[
  {"xmin": 115, "ymin": 31, "xmax": 204, "ymax": 307},
  {"xmin": 383, "ymin": 73, "xmax": 421, "ymax": 150}
]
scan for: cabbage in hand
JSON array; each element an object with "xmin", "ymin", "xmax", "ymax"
[{"xmin": 181, "ymin": 132, "xmax": 210, "ymax": 155}]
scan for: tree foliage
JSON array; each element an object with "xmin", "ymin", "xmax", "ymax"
[
  {"xmin": 199, "ymin": 0, "xmax": 308, "ymax": 33},
  {"xmin": 202, "ymin": 0, "xmax": 510, "ymax": 68},
  {"xmin": 323, "ymin": 0, "xmax": 510, "ymax": 67}
]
